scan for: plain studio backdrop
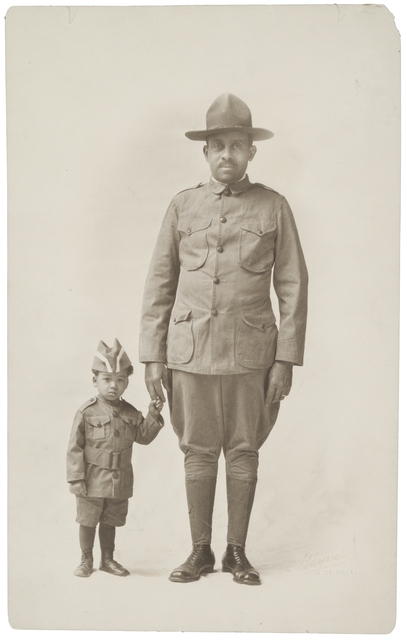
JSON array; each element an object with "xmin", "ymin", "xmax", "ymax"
[{"xmin": 6, "ymin": 5, "xmax": 400, "ymax": 633}]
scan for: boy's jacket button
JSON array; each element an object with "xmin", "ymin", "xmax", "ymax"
[{"xmin": 114, "ymin": 430, "xmax": 120, "ymax": 437}]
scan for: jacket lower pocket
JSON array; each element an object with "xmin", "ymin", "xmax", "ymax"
[
  {"xmin": 166, "ymin": 309, "xmax": 194, "ymax": 364},
  {"xmin": 236, "ymin": 311, "xmax": 277, "ymax": 368}
]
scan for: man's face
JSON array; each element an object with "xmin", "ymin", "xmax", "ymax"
[
  {"xmin": 93, "ymin": 371, "xmax": 129, "ymax": 402},
  {"xmin": 203, "ymin": 132, "xmax": 257, "ymax": 184}
]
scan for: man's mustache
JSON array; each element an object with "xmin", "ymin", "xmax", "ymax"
[{"xmin": 219, "ymin": 162, "xmax": 237, "ymax": 168}]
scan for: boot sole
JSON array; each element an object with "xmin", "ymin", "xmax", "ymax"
[
  {"xmin": 99, "ymin": 566, "xmax": 130, "ymax": 577},
  {"xmin": 222, "ymin": 565, "xmax": 261, "ymax": 585},
  {"xmin": 73, "ymin": 567, "xmax": 94, "ymax": 577},
  {"xmin": 168, "ymin": 566, "xmax": 215, "ymax": 583}
]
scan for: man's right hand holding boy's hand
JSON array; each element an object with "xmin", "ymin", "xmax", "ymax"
[
  {"xmin": 69, "ymin": 480, "xmax": 87, "ymax": 497},
  {"xmin": 145, "ymin": 362, "xmax": 169, "ymax": 405}
]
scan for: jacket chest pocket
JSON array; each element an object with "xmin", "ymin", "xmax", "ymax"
[
  {"xmin": 167, "ymin": 308, "xmax": 194, "ymax": 364},
  {"xmin": 238, "ymin": 217, "xmax": 276, "ymax": 273},
  {"xmin": 86, "ymin": 415, "xmax": 110, "ymax": 440},
  {"xmin": 178, "ymin": 218, "xmax": 212, "ymax": 271},
  {"xmin": 120, "ymin": 417, "xmax": 136, "ymax": 442},
  {"xmin": 236, "ymin": 311, "xmax": 278, "ymax": 368}
]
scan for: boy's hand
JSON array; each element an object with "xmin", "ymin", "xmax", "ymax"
[
  {"xmin": 149, "ymin": 397, "xmax": 163, "ymax": 417},
  {"xmin": 69, "ymin": 480, "xmax": 87, "ymax": 497}
]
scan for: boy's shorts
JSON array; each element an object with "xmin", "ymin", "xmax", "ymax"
[{"xmin": 75, "ymin": 496, "xmax": 129, "ymax": 527}]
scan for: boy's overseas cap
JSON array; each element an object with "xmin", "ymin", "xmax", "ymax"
[
  {"xmin": 185, "ymin": 93, "xmax": 273, "ymax": 142},
  {"xmin": 93, "ymin": 339, "xmax": 132, "ymax": 373}
]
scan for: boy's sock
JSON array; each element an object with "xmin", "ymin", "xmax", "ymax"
[
  {"xmin": 99, "ymin": 524, "xmax": 130, "ymax": 577},
  {"xmin": 74, "ymin": 525, "xmax": 96, "ymax": 578},
  {"xmin": 98, "ymin": 523, "xmax": 115, "ymax": 550},
  {"xmin": 79, "ymin": 524, "xmax": 96, "ymax": 550}
]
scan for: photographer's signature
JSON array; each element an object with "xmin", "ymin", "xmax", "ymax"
[{"xmin": 291, "ymin": 549, "xmax": 356, "ymax": 575}]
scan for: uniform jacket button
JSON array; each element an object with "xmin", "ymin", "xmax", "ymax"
[
  {"xmin": 258, "ymin": 230, "xmax": 263, "ymax": 235},
  {"xmin": 223, "ymin": 188, "xmax": 231, "ymax": 196},
  {"xmin": 216, "ymin": 246, "xmax": 223, "ymax": 253},
  {"xmin": 114, "ymin": 430, "xmax": 120, "ymax": 437},
  {"xmin": 220, "ymin": 217, "xmax": 227, "ymax": 223},
  {"xmin": 213, "ymin": 277, "xmax": 220, "ymax": 284},
  {"xmin": 112, "ymin": 471, "xmax": 119, "ymax": 479},
  {"xmin": 211, "ymin": 309, "xmax": 218, "ymax": 316},
  {"xmin": 113, "ymin": 410, "xmax": 118, "ymax": 417}
]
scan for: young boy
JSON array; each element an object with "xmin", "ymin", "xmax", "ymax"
[{"xmin": 67, "ymin": 339, "xmax": 164, "ymax": 578}]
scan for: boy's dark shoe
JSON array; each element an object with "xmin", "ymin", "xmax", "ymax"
[
  {"xmin": 74, "ymin": 550, "xmax": 94, "ymax": 577},
  {"xmin": 221, "ymin": 545, "xmax": 261, "ymax": 585},
  {"xmin": 99, "ymin": 550, "xmax": 130, "ymax": 577},
  {"xmin": 169, "ymin": 544, "xmax": 215, "ymax": 582}
]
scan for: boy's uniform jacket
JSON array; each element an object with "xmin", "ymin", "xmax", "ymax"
[
  {"xmin": 139, "ymin": 175, "xmax": 308, "ymax": 373},
  {"xmin": 67, "ymin": 395, "xmax": 163, "ymax": 499}
]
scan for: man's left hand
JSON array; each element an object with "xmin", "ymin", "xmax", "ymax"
[{"xmin": 266, "ymin": 361, "xmax": 293, "ymax": 405}]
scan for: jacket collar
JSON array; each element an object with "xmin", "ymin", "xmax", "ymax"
[{"xmin": 209, "ymin": 174, "xmax": 252, "ymax": 196}]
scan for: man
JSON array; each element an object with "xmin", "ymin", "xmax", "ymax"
[{"xmin": 139, "ymin": 93, "xmax": 308, "ymax": 585}]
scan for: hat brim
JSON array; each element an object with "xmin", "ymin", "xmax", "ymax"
[{"xmin": 185, "ymin": 126, "xmax": 274, "ymax": 141}]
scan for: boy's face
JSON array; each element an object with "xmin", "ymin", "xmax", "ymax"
[
  {"xmin": 203, "ymin": 131, "xmax": 257, "ymax": 184},
  {"xmin": 93, "ymin": 371, "xmax": 129, "ymax": 402}
]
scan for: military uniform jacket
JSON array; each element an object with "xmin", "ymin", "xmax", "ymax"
[
  {"xmin": 66, "ymin": 395, "xmax": 164, "ymax": 499},
  {"xmin": 139, "ymin": 175, "xmax": 308, "ymax": 374}
]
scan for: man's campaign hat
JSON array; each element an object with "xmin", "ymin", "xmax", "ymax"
[
  {"xmin": 185, "ymin": 93, "xmax": 273, "ymax": 142},
  {"xmin": 92, "ymin": 339, "xmax": 132, "ymax": 373}
]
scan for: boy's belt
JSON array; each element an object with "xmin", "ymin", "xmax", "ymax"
[{"xmin": 84, "ymin": 445, "xmax": 132, "ymax": 470}]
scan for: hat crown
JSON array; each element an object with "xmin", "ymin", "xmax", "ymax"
[
  {"xmin": 206, "ymin": 93, "xmax": 252, "ymax": 132},
  {"xmin": 185, "ymin": 93, "xmax": 273, "ymax": 141},
  {"xmin": 93, "ymin": 339, "xmax": 132, "ymax": 373}
]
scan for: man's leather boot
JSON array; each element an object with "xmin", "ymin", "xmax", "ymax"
[
  {"xmin": 169, "ymin": 544, "xmax": 215, "ymax": 582},
  {"xmin": 222, "ymin": 544, "xmax": 261, "ymax": 585},
  {"xmin": 226, "ymin": 476, "xmax": 257, "ymax": 546},
  {"xmin": 169, "ymin": 476, "xmax": 217, "ymax": 582},
  {"xmin": 99, "ymin": 550, "xmax": 130, "ymax": 577},
  {"xmin": 186, "ymin": 476, "xmax": 217, "ymax": 544},
  {"xmin": 74, "ymin": 549, "xmax": 94, "ymax": 577},
  {"xmin": 223, "ymin": 476, "xmax": 261, "ymax": 584}
]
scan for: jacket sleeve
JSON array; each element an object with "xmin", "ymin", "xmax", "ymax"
[
  {"xmin": 134, "ymin": 411, "xmax": 164, "ymax": 445},
  {"xmin": 273, "ymin": 197, "xmax": 308, "ymax": 366},
  {"xmin": 139, "ymin": 199, "xmax": 181, "ymax": 363},
  {"xmin": 66, "ymin": 410, "xmax": 86, "ymax": 482}
]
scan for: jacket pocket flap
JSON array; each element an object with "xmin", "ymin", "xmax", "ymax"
[
  {"xmin": 86, "ymin": 415, "xmax": 111, "ymax": 427},
  {"xmin": 178, "ymin": 218, "xmax": 212, "ymax": 235},
  {"xmin": 173, "ymin": 309, "xmax": 192, "ymax": 324},
  {"xmin": 240, "ymin": 218, "xmax": 276, "ymax": 236},
  {"xmin": 241, "ymin": 311, "xmax": 276, "ymax": 331}
]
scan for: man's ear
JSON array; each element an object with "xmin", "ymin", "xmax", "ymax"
[
  {"xmin": 92, "ymin": 375, "xmax": 98, "ymax": 387},
  {"xmin": 249, "ymin": 145, "xmax": 257, "ymax": 162},
  {"xmin": 203, "ymin": 145, "xmax": 209, "ymax": 162}
]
